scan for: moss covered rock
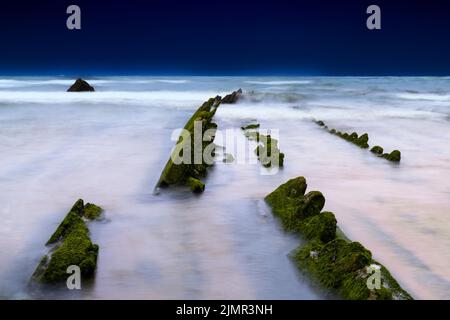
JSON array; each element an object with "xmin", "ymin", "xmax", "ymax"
[
  {"xmin": 33, "ymin": 199, "xmax": 100, "ymax": 283},
  {"xmin": 315, "ymin": 120, "xmax": 325, "ymax": 127},
  {"xmin": 299, "ymin": 211, "xmax": 337, "ymax": 243},
  {"xmin": 383, "ymin": 150, "xmax": 401, "ymax": 162},
  {"xmin": 241, "ymin": 123, "xmax": 260, "ymax": 130},
  {"xmin": 354, "ymin": 133, "xmax": 369, "ymax": 148},
  {"xmin": 156, "ymin": 95, "xmax": 226, "ymax": 192},
  {"xmin": 265, "ymin": 177, "xmax": 325, "ymax": 232},
  {"xmin": 266, "ymin": 177, "xmax": 412, "ymax": 300},
  {"xmin": 254, "ymin": 134, "xmax": 284, "ymax": 168},
  {"xmin": 187, "ymin": 177, "xmax": 205, "ymax": 193},
  {"xmin": 84, "ymin": 203, "xmax": 103, "ymax": 220},
  {"xmin": 370, "ymin": 145, "xmax": 384, "ymax": 155},
  {"xmin": 221, "ymin": 89, "xmax": 242, "ymax": 104}
]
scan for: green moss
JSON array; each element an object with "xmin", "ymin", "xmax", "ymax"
[
  {"xmin": 294, "ymin": 239, "xmax": 373, "ymax": 298},
  {"xmin": 41, "ymin": 222, "xmax": 98, "ymax": 283},
  {"xmin": 241, "ymin": 123, "xmax": 260, "ymax": 130},
  {"xmin": 254, "ymin": 134, "xmax": 284, "ymax": 168},
  {"xmin": 354, "ymin": 133, "xmax": 369, "ymax": 148},
  {"xmin": 187, "ymin": 177, "xmax": 205, "ymax": 193},
  {"xmin": 221, "ymin": 89, "xmax": 242, "ymax": 104},
  {"xmin": 266, "ymin": 177, "xmax": 412, "ymax": 300},
  {"xmin": 299, "ymin": 211, "xmax": 337, "ymax": 243},
  {"xmin": 156, "ymin": 95, "xmax": 224, "ymax": 192},
  {"xmin": 33, "ymin": 199, "xmax": 100, "ymax": 284},
  {"xmin": 348, "ymin": 132, "xmax": 358, "ymax": 141},
  {"xmin": 46, "ymin": 199, "xmax": 85, "ymax": 245},
  {"xmin": 383, "ymin": 150, "xmax": 401, "ymax": 162},
  {"xmin": 265, "ymin": 177, "xmax": 325, "ymax": 232},
  {"xmin": 84, "ymin": 203, "xmax": 103, "ymax": 220},
  {"xmin": 370, "ymin": 145, "xmax": 384, "ymax": 155},
  {"xmin": 315, "ymin": 120, "xmax": 325, "ymax": 127}
]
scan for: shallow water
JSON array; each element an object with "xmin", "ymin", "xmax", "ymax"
[{"xmin": 0, "ymin": 77, "xmax": 449, "ymax": 299}]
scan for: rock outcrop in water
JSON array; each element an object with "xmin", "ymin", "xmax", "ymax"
[
  {"xmin": 241, "ymin": 123, "xmax": 284, "ymax": 168},
  {"xmin": 265, "ymin": 177, "xmax": 412, "ymax": 300},
  {"xmin": 67, "ymin": 78, "xmax": 95, "ymax": 92},
  {"xmin": 221, "ymin": 89, "xmax": 242, "ymax": 104},
  {"xmin": 156, "ymin": 92, "xmax": 244, "ymax": 193},
  {"xmin": 315, "ymin": 120, "xmax": 401, "ymax": 162},
  {"xmin": 32, "ymin": 199, "xmax": 102, "ymax": 283}
]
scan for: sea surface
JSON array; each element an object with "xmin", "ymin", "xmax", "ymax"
[{"xmin": 0, "ymin": 76, "xmax": 449, "ymax": 299}]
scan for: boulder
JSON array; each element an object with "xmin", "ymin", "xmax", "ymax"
[
  {"xmin": 32, "ymin": 199, "xmax": 101, "ymax": 283},
  {"xmin": 221, "ymin": 89, "xmax": 242, "ymax": 104},
  {"xmin": 67, "ymin": 78, "xmax": 95, "ymax": 92},
  {"xmin": 370, "ymin": 145, "xmax": 384, "ymax": 155}
]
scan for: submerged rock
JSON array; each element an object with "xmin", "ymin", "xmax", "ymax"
[
  {"xmin": 241, "ymin": 123, "xmax": 260, "ymax": 130},
  {"xmin": 354, "ymin": 133, "xmax": 369, "ymax": 148},
  {"xmin": 370, "ymin": 145, "xmax": 384, "ymax": 155},
  {"xmin": 241, "ymin": 124, "xmax": 284, "ymax": 168},
  {"xmin": 84, "ymin": 203, "xmax": 103, "ymax": 220},
  {"xmin": 221, "ymin": 88, "xmax": 242, "ymax": 104},
  {"xmin": 67, "ymin": 78, "xmax": 95, "ymax": 92},
  {"xmin": 265, "ymin": 177, "xmax": 412, "ymax": 300},
  {"xmin": 187, "ymin": 177, "xmax": 205, "ymax": 193},
  {"xmin": 315, "ymin": 120, "xmax": 325, "ymax": 127},
  {"xmin": 32, "ymin": 199, "xmax": 101, "ymax": 283},
  {"xmin": 383, "ymin": 150, "xmax": 401, "ymax": 162},
  {"xmin": 315, "ymin": 120, "xmax": 402, "ymax": 161},
  {"xmin": 157, "ymin": 92, "xmax": 241, "ymax": 193}
]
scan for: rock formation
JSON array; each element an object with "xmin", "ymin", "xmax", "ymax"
[{"xmin": 67, "ymin": 78, "xmax": 95, "ymax": 92}]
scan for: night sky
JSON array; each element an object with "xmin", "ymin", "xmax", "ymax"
[{"xmin": 1, "ymin": 0, "xmax": 450, "ymax": 75}]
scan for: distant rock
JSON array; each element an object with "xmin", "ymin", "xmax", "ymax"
[
  {"xmin": 67, "ymin": 78, "xmax": 95, "ymax": 92},
  {"xmin": 221, "ymin": 89, "xmax": 242, "ymax": 104}
]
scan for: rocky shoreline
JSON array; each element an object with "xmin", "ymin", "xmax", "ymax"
[
  {"xmin": 241, "ymin": 123, "xmax": 285, "ymax": 168},
  {"xmin": 315, "ymin": 120, "xmax": 401, "ymax": 162},
  {"xmin": 156, "ymin": 90, "xmax": 242, "ymax": 193},
  {"xmin": 265, "ymin": 177, "xmax": 412, "ymax": 300},
  {"xmin": 31, "ymin": 199, "xmax": 102, "ymax": 284}
]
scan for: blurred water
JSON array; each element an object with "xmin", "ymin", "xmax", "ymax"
[{"xmin": 0, "ymin": 76, "xmax": 449, "ymax": 299}]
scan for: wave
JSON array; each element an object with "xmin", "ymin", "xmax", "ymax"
[
  {"xmin": 243, "ymin": 91, "xmax": 307, "ymax": 103},
  {"xmin": 0, "ymin": 90, "xmax": 221, "ymax": 106},
  {"xmin": 216, "ymin": 101, "xmax": 444, "ymax": 122},
  {"xmin": 396, "ymin": 93, "xmax": 450, "ymax": 102},
  {"xmin": 244, "ymin": 80, "xmax": 312, "ymax": 85}
]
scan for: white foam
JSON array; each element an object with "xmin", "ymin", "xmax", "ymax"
[
  {"xmin": 396, "ymin": 93, "xmax": 450, "ymax": 101},
  {"xmin": 245, "ymin": 80, "xmax": 312, "ymax": 85},
  {"xmin": 0, "ymin": 90, "xmax": 223, "ymax": 106}
]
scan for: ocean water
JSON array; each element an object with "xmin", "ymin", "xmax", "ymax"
[{"xmin": 0, "ymin": 76, "xmax": 449, "ymax": 299}]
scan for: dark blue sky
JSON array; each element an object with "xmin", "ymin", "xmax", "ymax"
[{"xmin": 1, "ymin": 0, "xmax": 450, "ymax": 75}]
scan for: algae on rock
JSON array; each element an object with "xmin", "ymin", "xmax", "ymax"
[
  {"xmin": 314, "ymin": 119, "xmax": 402, "ymax": 162},
  {"xmin": 241, "ymin": 123, "xmax": 284, "ymax": 168},
  {"xmin": 265, "ymin": 177, "xmax": 412, "ymax": 300},
  {"xmin": 156, "ymin": 96, "xmax": 222, "ymax": 192},
  {"xmin": 222, "ymin": 89, "xmax": 242, "ymax": 104},
  {"xmin": 32, "ymin": 199, "xmax": 102, "ymax": 283}
]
